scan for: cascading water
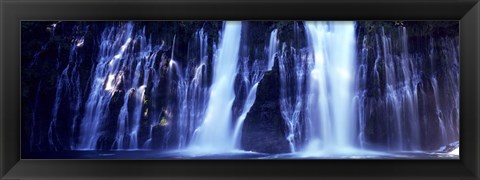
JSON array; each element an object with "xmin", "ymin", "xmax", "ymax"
[
  {"xmin": 381, "ymin": 27, "xmax": 408, "ymax": 150},
  {"xmin": 155, "ymin": 29, "xmax": 212, "ymax": 149},
  {"xmin": 354, "ymin": 24, "xmax": 459, "ymax": 152},
  {"xmin": 78, "ymin": 23, "xmax": 134, "ymax": 149},
  {"xmin": 141, "ymin": 40, "xmax": 164, "ymax": 149},
  {"xmin": 49, "ymin": 25, "xmax": 88, "ymax": 150},
  {"xmin": 191, "ymin": 21, "xmax": 242, "ymax": 151},
  {"xmin": 381, "ymin": 26, "xmax": 422, "ymax": 150},
  {"xmin": 231, "ymin": 60, "xmax": 265, "ymax": 148},
  {"xmin": 353, "ymin": 35, "xmax": 369, "ymax": 149},
  {"xmin": 79, "ymin": 23, "xmax": 160, "ymax": 150},
  {"xmin": 231, "ymin": 28, "xmax": 280, "ymax": 149},
  {"xmin": 183, "ymin": 29, "xmax": 211, "ymax": 147},
  {"xmin": 116, "ymin": 27, "xmax": 159, "ymax": 150},
  {"xmin": 278, "ymin": 43, "xmax": 308, "ymax": 152},
  {"xmin": 272, "ymin": 20, "xmax": 308, "ymax": 153},
  {"xmin": 425, "ymin": 36, "xmax": 460, "ymax": 148},
  {"xmin": 167, "ymin": 35, "xmax": 192, "ymax": 149},
  {"xmin": 23, "ymin": 21, "xmax": 459, "ymax": 159},
  {"xmin": 267, "ymin": 29, "xmax": 279, "ymax": 70},
  {"xmin": 304, "ymin": 21, "xmax": 356, "ymax": 153}
]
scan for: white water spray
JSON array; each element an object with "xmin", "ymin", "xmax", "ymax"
[
  {"xmin": 192, "ymin": 21, "xmax": 242, "ymax": 151},
  {"xmin": 304, "ymin": 21, "xmax": 356, "ymax": 153}
]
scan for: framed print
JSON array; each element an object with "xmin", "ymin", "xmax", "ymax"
[
  {"xmin": 19, "ymin": 20, "xmax": 461, "ymax": 160},
  {"xmin": 1, "ymin": 0, "xmax": 479, "ymax": 179}
]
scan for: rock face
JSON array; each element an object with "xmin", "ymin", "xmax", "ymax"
[
  {"xmin": 355, "ymin": 21, "xmax": 460, "ymax": 150},
  {"xmin": 151, "ymin": 123, "xmax": 169, "ymax": 149},
  {"xmin": 21, "ymin": 21, "xmax": 459, "ymax": 154},
  {"xmin": 241, "ymin": 58, "xmax": 290, "ymax": 154}
]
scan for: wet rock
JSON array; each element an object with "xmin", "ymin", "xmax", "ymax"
[
  {"xmin": 96, "ymin": 134, "xmax": 115, "ymax": 151},
  {"xmin": 151, "ymin": 119, "xmax": 170, "ymax": 150},
  {"xmin": 241, "ymin": 58, "xmax": 290, "ymax": 154}
]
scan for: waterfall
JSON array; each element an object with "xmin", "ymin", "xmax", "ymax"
[
  {"xmin": 304, "ymin": 21, "xmax": 355, "ymax": 152},
  {"xmin": 167, "ymin": 34, "xmax": 191, "ymax": 149},
  {"xmin": 168, "ymin": 59, "xmax": 187, "ymax": 148},
  {"xmin": 192, "ymin": 21, "xmax": 242, "ymax": 151},
  {"xmin": 169, "ymin": 30, "xmax": 210, "ymax": 148},
  {"xmin": 77, "ymin": 22, "xmax": 215, "ymax": 151},
  {"xmin": 164, "ymin": 28, "xmax": 212, "ymax": 149},
  {"xmin": 78, "ymin": 22, "xmax": 160, "ymax": 150},
  {"xmin": 185, "ymin": 29, "xmax": 210, "ymax": 147},
  {"xmin": 78, "ymin": 23, "xmax": 134, "ymax": 149},
  {"xmin": 353, "ymin": 35, "xmax": 368, "ymax": 149},
  {"xmin": 115, "ymin": 27, "xmax": 159, "ymax": 150},
  {"xmin": 49, "ymin": 25, "xmax": 88, "ymax": 150},
  {"xmin": 277, "ymin": 22, "xmax": 308, "ymax": 153},
  {"xmin": 231, "ymin": 27, "xmax": 280, "ymax": 149},
  {"xmin": 142, "ymin": 40, "xmax": 164, "ymax": 149},
  {"xmin": 23, "ymin": 21, "xmax": 459, "ymax": 157},
  {"xmin": 231, "ymin": 59, "xmax": 264, "ymax": 149},
  {"xmin": 278, "ymin": 43, "xmax": 308, "ymax": 152},
  {"xmin": 267, "ymin": 29, "xmax": 279, "ymax": 70},
  {"xmin": 353, "ymin": 25, "xmax": 459, "ymax": 151}
]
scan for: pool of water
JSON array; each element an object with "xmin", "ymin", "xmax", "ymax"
[{"xmin": 23, "ymin": 149, "xmax": 459, "ymax": 160}]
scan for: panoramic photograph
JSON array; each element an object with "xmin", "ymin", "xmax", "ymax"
[{"xmin": 21, "ymin": 21, "xmax": 459, "ymax": 159}]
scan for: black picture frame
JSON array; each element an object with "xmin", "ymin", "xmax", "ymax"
[{"xmin": 1, "ymin": 0, "xmax": 479, "ymax": 179}]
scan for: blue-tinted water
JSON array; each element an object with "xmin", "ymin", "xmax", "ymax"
[{"xmin": 23, "ymin": 150, "xmax": 459, "ymax": 160}]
